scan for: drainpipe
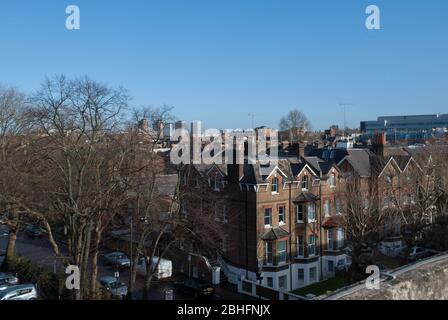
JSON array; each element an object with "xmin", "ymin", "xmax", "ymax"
[
  {"xmin": 245, "ymin": 185, "xmax": 249, "ymax": 278},
  {"xmin": 319, "ymin": 178, "xmax": 324, "ymax": 281},
  {"xmin": 289, "ymin": 182, "xmax": 293, "ymax": 291}
]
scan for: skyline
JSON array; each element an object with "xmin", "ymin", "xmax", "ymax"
[{"xmin": 0, "ymin": 0, "xmax": 447, "ymax": 130}]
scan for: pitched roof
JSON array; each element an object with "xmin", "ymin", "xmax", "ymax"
[
  {"xmin": 339, "ymin": 149, "xmax": 373, "ymax": 177},
  {"xmin": 294, "ymin": 191, "xmax": 320, "ymax": 203},
  {"xmin": 322, "ymin": 215, "xmax": 343, "ymax": 229},
  {"xmin": 260, "ymin": 227, "xmax": 290, "ymax": 240}
]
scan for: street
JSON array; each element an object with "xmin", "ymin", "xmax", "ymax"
[{"xmin": 0, "ymin": 225, "xmax": 250, "ymax": 300}]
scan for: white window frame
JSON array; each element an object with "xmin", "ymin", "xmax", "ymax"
[
  {"xmin": 327, "ymin": 229, "xmax": 333, "ymax": 250},
  {"xmin": 329, "ymin": 173, "xmax": 337, "ymax": 188},
  {"xmin": 308, "ymin": 203, "xmax": 316, "ymax": 222},
  {"xmin": 271, "ymin": 178, "xmax": 279, "ymax": 194},
  {"xmin": 265, "ymin": 242, "xmax": 273, "ymax": 265},
  {"xmin": 277, "ymin": 240, "xmax": 287, "ymax": 264},
  {"xmin": 308, "ymin": 235, "xmax": 316, "ymax": 256},
  {"xmin": 324, "ymin": 199, "xmax": 330, "ymax": 217},
  {"xmin": 264, "ymin": 208, "xmax": 272, "ymax": 227},
  {"xmin": 278, "ymin": 206, "xmax": 286, "ymax": 225},
  {"xmin": 296, "ymin": 204, "xmax": 304, "ymax": 223},
  {"xmin": 301, "ymin": 176, "xmax": 308, "ymax": 191},
  {"xmin": 297, "ymin": 235, "xmax": 304, "ymax": 257}
]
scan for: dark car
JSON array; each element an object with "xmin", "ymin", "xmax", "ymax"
[
  {"xmin": 405, "ymin": 246, "xmax": 438, "ymax": 261},
  {"xmin": 174, "ymin": 278, "xmax": 214, "ymax": 298}
]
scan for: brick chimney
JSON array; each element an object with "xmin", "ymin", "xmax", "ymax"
[
  {"xmin": 290, "ymin": 142, "xmax": 306, "ymax": 159},
  {"xmin": 227, "ymin": 144, "xmax": 245, "ymax": 183},
  {"xmin": 372, "ymin": 132, "xmax": 386, "ymax": 158}
]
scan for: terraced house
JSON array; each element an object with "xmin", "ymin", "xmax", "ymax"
[{"xmin": 181, "ymin": 150, "xmax": 347, "ymax": 292}]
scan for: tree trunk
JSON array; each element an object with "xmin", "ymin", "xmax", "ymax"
[
  {"xmin": 142, "ymin": 263, "xmax": 153, "ymax": 300},
  {"xmin": 81, "ymin": 220, "xmax": 93, "ymax": 296},
  {"xmin": 128, "ymin": 251, "xmax": 140, "ymax": 300},
  {"xmin": 4, "ymin": 225, "xmax": 18, "ymax": 270},
  {"xmin": 90, "ymin": 226, "xmax": 102, "ymax": 297}
]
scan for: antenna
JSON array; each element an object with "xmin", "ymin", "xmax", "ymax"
[
  {"xmin": 339, "ymin": 103, "xmax": 353, "ymax": 138},
  {"xmin": 248, "ymin": 113, "xmax": 256, "ymax": 129}
]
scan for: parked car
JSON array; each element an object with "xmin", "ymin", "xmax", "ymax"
[
  {"xmin": 99, "ymin": 276, "xmax": 128, "ymax": 299},
  {"xmin": 24, "ymin": 225, "xmax": 47, "ymax": 238},
  {"xmin": 103, "ymin": 251, "xmax": 130, "ymax": 268},
  {"xmin": 405, "ymin": 246, "xmax": 437, "ymax": 261},
  {"xmin": 0, "ymin": 273, "xmax": 19, "ymax": 290},
  {"xmin": 0, "ymin": 284, "xmax": 38, "ymax": 300},
  {"xmin": 174, "ymin": 278, "xmax": 214, "ymax": 299},
  {"xmin": 0, "ymin": 216, "xmax": 7, "ymax": 225},
  {"xmin": 136, "ymin": 256, "xmax": 172, "ymax": 279}
]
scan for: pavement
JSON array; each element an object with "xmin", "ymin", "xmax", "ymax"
[{"xmin": 0, "ymin": 225, "xmax": 251, "ymax": 300}]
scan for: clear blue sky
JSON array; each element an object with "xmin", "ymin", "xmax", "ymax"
[{"xmin": 0, "ymin": 0, "xmax": 447, "ymax": 130}]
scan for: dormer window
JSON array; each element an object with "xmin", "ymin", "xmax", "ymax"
[
  {"xmin": 271, "ymin": 178, "xmax": 279, "ymax": 193},
  {"xmin": 301, "ymin": 175, "xmax": 308, "ymax": 190}
]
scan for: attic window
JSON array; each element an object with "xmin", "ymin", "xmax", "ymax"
[
  {"xmin": 329, "ymin": 173, "xmax": 336, "ymax": 187},
  {"xmin": 271, "ymin": 178, "xmax": 279, "ymax": 193},
  {"xmin": 301, "ymin": 176, "xmax": 309, "ymax": 190}
]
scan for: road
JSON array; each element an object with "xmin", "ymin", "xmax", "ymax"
[{"xmin": 0, "ymin": 225, "xmax": 251, "ymax": 300}]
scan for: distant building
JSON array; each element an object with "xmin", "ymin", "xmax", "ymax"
[{"xmin": 360, "ymin": 114, "xmax": 448, "ymax": 141}]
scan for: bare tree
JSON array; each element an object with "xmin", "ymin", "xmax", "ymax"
[
  {"xmin": 0, "ymin": 85, "xmax": 30, "ymax": 269},
  {"xmin": 340, "ymin": 174, "xmax": 387, "ymax": 279},
  {"xmin": 25, "ymin": 75, "xmax": 130, "ymax": 299},
  {"xmin": 279, "ymin": 109, "xmax": 311, "ymax": 142}
]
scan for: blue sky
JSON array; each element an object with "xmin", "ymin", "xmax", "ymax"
[{"xmin": 0, "ymin": 0, "xmax": 447, "ymax": 130}]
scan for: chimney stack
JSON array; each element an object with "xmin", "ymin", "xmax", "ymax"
[
  {"xmin": 372, "ymin": 132, "xmax": 386, "ymax": 158},
  {"xmin": 227, "ymin": 143, "xmax": 244, "ymax": 183}
]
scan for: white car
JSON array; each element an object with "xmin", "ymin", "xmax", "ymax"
[
  {"xmin": 0, "ymin": 284, "xmax": 38, "ymax": 300},
  {"xmin": 0, "ymin": 273, "xmax": 19, "ymax": 290},
  {"xmin": 137, "ymin": 256, "xmax": 172, "ymax": 279}
]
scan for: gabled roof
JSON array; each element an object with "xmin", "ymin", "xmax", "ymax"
[
  {"xmin": 304, "ymin": 156, "xmax": 336, "ymax": 176},
  {"xmin": 391, "ymin": 155, "xmax": 411, "ymax": 172}
]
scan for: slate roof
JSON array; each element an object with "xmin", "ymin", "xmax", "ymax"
[
  {"xmin": 340, "ymin": 149, "xmax": 373, "ymax": 177},
  {"xmin": 260, "ymin": 227, "xmax": 290, "ymax": 241},
  {"xmin": 294, "ymin": 191, "xmax": 320, "ymax": 203}
]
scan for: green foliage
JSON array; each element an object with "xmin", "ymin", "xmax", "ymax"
[{"xmin": 9, "ymin": 256, "xmax": 72, "ymax": 300}]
